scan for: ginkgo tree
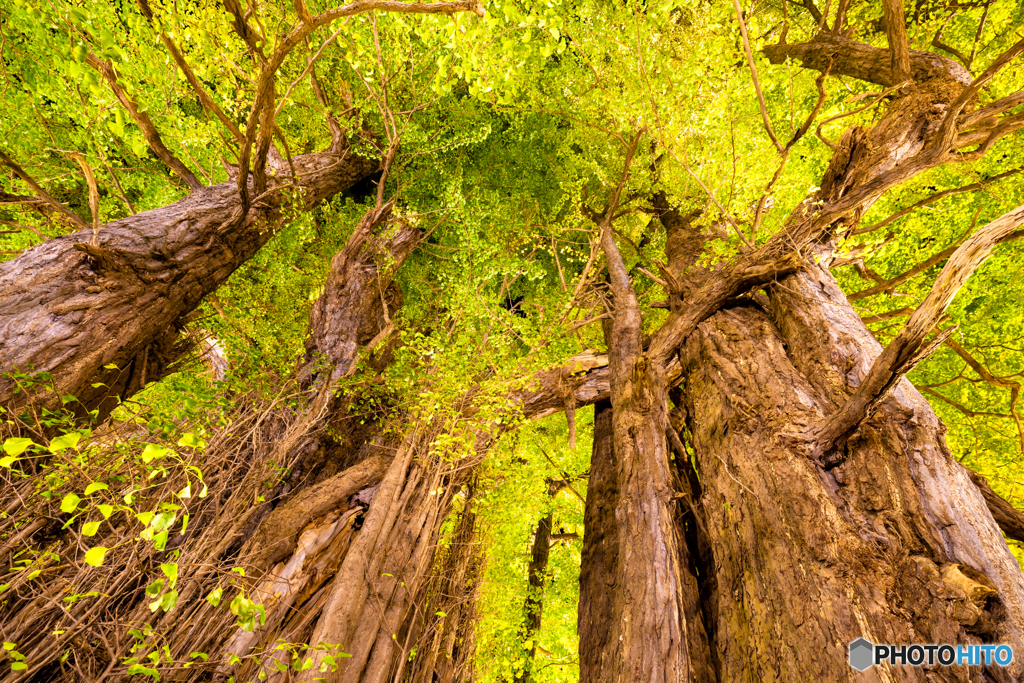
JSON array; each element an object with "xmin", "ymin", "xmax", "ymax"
[{"xmin": 2, "ymin": 0, "xmax": 1024, "ymax": 681}]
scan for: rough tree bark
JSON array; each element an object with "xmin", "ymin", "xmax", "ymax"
[
  {"xmin": 671, "ymin": 262, "xmax": 1024, "ymax": 680},
  {"xmin": 575, "ymin": 21, "xmax": 1024, "ymax": 683},
  {"xmin": 0, "ymin": 146, "xmax": 379, "ymax": 420}
]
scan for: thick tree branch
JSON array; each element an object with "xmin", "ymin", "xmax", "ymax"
[
  {"xmin": 0, "ymin": 148, "xmax": 378, "ymax": 417},
  {"xmin": 882, "ymin": 0, "xmax": 912, "ymax": 84},
  {"xmin": 809, "ymin": 203, "xmax": 1024, "ymax": 455},
  {"xmin": 764, "ymin": 33, "xmax": 972, "ymax": 87},
  {"xmin": 85, "ymin": 54, "xmax": 204, "ymax": 191}
]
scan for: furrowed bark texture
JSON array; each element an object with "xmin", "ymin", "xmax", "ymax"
[
  {"xmin": 597, "ymin": 188, "xmax": 711, "ymax": 682},
  {"xmin": 299, "ymin": 435, "xmax": 464, "ymax": 683},
  {"xmin": 673, "ymin": 262, "xmax": 1024, "ymax": 681},
  {"xmin": 0, "ymin": 147, "xmax": 378, "ymax": 419},
  {"xmin": 577, "ymin": 401, "xmax": 622, "ymax": 679},
  {"xmin": 811, "ymin": 204, "xmax": 1024, "ymax": 454},
  {"xmin": 302, "ymin": 205, "xmax": 422, "ymax": 385},
  {"xmin": 406, "ymin": 491, "xmax": 482, "ymax": 683}
]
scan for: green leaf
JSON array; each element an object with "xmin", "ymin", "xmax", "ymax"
[
  {"xmin": 81, "ymin": 521, "xmax": 101, "ymax": 536},
  {"xmin": 96, "ymin": 504, "xmax": 114, "ymax": 519},
  {"xmin": 84, "ymin": 546, "xmax": 107, "ymax": 567},
  {"xmin": 131, "ymin": 137, "xmax": 149, "ymax": 158},
  {"xmin": 159, "ymin": 589, "xmax": 178, "ymax": 612},
  {"xmin": 206, "ymin": 586, "xmax": 222, "ymax": 607},
  {"xmin": 140, "ymin": 444, "xmax": 173, "ymax": 463},
  {"xmin": 151, "ymin": 511, "xmax": 176, "ymax": 532},
  {"xmin": 60, "ymin": 493, "xmax": 82, "ymax": 514},
  {"xmin": 48, "ymin": 432, "xmax": 82, "ymax": 452},
  {"xmin": 0, "ymin": 456, "xmax": 18, "ymax": 468},
  {"xmin": 125, "ymin": 664, "xmax": 160, "ymax": 679},
  {"xmin": 84, "ymin": 482, "xmax": 108, "ymax": 495},
  {"xmin": 160, "ymin": 562, "xmax": 178, "ymax": 588},
  {"xmin": 3, "ymin": 438, "xmax": 35, "ymax": 457},
  {"xmin": 11, "ymin": 662, "xmax": 27, "ymax": 671},
  {"xmin": 177, "ymin": 432, "xmax": 202, "ymax": 448}
]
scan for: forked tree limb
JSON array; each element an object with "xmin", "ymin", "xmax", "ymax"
[
  {"xmin": 85, "ymin": 54, "xmax": 204, "ymax": 191},
  {"xmin": 808, "ymin": 203, "xmax": 1024, "ymax": 455},
  {"xmin": 237, "ymin": 0, "xmax": 485, "ymax": 207},
  {"xmin": 934, "ymin": 36, "xmax": 1024, "ymax": 152},
  {"xmin": 763, "ymin": 33, "xmax": 972, "ymax": 86}
]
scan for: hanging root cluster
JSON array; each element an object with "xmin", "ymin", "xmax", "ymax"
[{"xmin": 0, "ymin": 375, "xmax": 485, "ymax": 683}]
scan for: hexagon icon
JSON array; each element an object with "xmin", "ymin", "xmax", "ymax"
[{"xmin": 849, "ymin": 638, "xmax": 875, "ymax": 672}]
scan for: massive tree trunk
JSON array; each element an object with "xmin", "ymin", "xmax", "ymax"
[
  {"xmin": 575, "ymin": 25, "xmax": 1024, "ymax": 683},
  {"xmin": 672, "ymin": 263, "xmax": 1024, "ymax": 680},
  {"xmin": 578, "ymin": 401, "xmax": 623, "ymax": 678},
  {"xmin": 0, "ymin": 145, "xmax": 378, "ymax": 420}
]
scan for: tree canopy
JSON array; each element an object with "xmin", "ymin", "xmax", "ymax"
[{"xmin": 2, "ymin": 0, "xmax": 1024, "ymax": 681}]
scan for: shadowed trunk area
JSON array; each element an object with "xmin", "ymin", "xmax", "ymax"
[
  {"xmin": 578, "ymin": 400, "xmax": 622, "ymax": 680},
  {"xmin": 672, "ymin": 262, "xmax": 1024, "ymax": 681}
]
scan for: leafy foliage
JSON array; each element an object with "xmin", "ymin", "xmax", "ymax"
[{"xmin": 2, "ymin": 0, "xmax": 1024, "ymax": 679}]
